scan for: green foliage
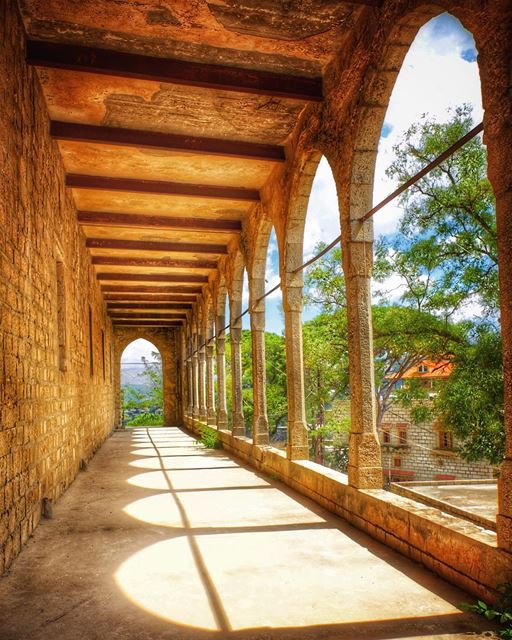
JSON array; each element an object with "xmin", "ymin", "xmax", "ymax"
[
  {"xmin": 264, "ymin": 332, "xmax": 288, "ymax": 434},
  {"xmin": 461, "ymin": 583, "xmax": 512, "ymax": 637},
  {"xmin": 225, "ymin": 331, "xmax": 288, "ymax": 435},
  {"xmin": 126, "ymin": 412, "xmax": 163, "ymax": 426},
  {"xmin": 302, "ymin": 106, "xmax": 504, "ymax": 465},
  {"xmin": 376, "ymin": 104, "xmax": 497, "ymax": 316},
  {"xmin": 436, "ymin": 325, "xmax": 505, "ymax": 464},
  {"xmin": 122, "ymin": 350, "xmax": 164, "ymax": 425},
  {"xmin": 199, "ymin": 425, "xmax": 223, "ymax": 450}
]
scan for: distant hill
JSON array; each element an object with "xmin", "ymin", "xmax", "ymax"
[{"xmin": 121, "ymin": 364, "xmax": 157, "ymax": 393}]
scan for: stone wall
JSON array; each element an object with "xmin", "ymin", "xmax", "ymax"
[
  {"xmin": 0, "ymin": 1, "xmax": 115, "ymax": 573},
  {"xmin": 380, "ymin": 405, "xmax": 494, "ymax": 482}
]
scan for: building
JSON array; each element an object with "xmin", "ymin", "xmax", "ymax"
[{"xmin": 380, "ymin": 360, "xmax": 494, "ymax": 482}]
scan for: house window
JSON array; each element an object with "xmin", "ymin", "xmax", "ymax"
[
  {"xmin": 393, "ymin": 457, "xmax": 402, "ymax": 468},
  {"xmin": 398, "ymin": 427, "xmax": 408, "ymax": 444},
  {"xmin": 438, "ymin": 431, "xmax": 453, "ymax": 450},
  {"xmin": 381, "ymin": 424, "xmax": 391, "ymax": 444},
  {"xmin": 56, "ymin": 260, "xmax": 67, "ymax": 372},
  {"xmin": 418, "ymin": 364, "xmax": 429, "ymax": 373}
]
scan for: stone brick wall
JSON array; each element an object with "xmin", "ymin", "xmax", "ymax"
[
  {"xmin": 380, "ymin": 404, "xmax": 494, "ymax": 482},
  {"xmin": 0, "ymin": 1, "xmax": 115, "ymax": 573}
]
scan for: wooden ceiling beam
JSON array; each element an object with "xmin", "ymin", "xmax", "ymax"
[
  {"xmin": 107, "ymin": 302, "xmax": 192, "ymax": 310},
  {"xmin": 51, "ymin": 121, "xmax": 285, "ymax": 162},
  {"xmin": 97, "ymin": 273, "xmax": 207, "ymax": 283},
  {"xmin": 101, "ymin": 285, "xmax": 202, "ymax": 294},
  {"xmin": 27, "ymin": 40, "xmax": 323, "ymax": 102},
  {"xmin": 109, "ymin": 313, "xmax": 188, "ymax": 319},
  {"xmin": 86, "ymin": 238, "xmax": 227, "ymax": 254},
  {"xmin": 79, "ymin": 210, "xmax": 242, "ymax": 233},
  {"xmin": 112, "ymin": 320, "xmax": 182, "ymax": 327},
  {"xmin": 67, "ymin": 174, "xmax": 259, "ymax": 201},
  {"xmin": 91, "ymin": 256, "xmax": 217, "ymax": 269},
  {"xmin": 103, "ymin": 293, "xmax": 197, "ymax": 302}
]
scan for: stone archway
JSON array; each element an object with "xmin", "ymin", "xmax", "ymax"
[{"xmin": 113, "ymin": 327, "xmax": 178, "ymax": 428}]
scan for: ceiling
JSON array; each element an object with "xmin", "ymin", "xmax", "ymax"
[{"xmin": 19, "ymin": 0, "xmax": 378, "ymax": 329}]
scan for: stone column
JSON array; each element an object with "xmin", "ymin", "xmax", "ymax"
[
  {"xmin": 215, "ymin": 314, "xmax": 229, "ymax": 430},
  {"xmin": 341, "ymin": 173, "xmax": 382, "ymax": 489},
  {"xmin": 282, "ymin": 282, "xmax": 309, "ymax": 459},
  {"xmin": 198, "ymin": 334, "xmax": 207, "ymax": 422},
  {"xmin": 191, "ymin": 332, "xmax": 200, "ymax": 420},
  {"xmin": 205, "ymin": 340, "xmax": 217, "ymax": 426},
  {"xmin": 230, "ymin": 301, "xmax": 245, "ymax": 437},
  {"xmin": 186, "ymin": 359, "xmax": 193, "ymax": 418},
  {"xmin": 250, "ymin": 283, "xmax": 269, "ymax": 445},
  {"xmin": 487, "ymin": 115, "xmax": 512, "ymax": 552}
]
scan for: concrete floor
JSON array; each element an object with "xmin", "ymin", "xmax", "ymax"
[
  {"xmin": 407, "ymin": 484, "xmax": 498, "ymax": 521},
  {"xmin": 0, "ymin": 427, "xmax": 498, "ymax": 640}
]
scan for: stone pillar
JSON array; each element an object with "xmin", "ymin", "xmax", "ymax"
[
  {"xmin": 487, "ymin": 115, "xmax": 512, "ymax": 552},
  {"xmin": 282, "ymin": 283, "xmax": 308, "ymax": 459},
  {"xmin": 230, "ymin": 301, "xmax": 245, "ymax": 437},
  {"xmin": 186, "ymin": 359, "xmax": 193, "ymax": 418},
  {"xmin": 198, "ymin": 335, "xmax": 207, "ymax": 421},
  {"xmin": 216, "ymin": 314, "xmax": 229, "ymax": 429},
  {"xmin": 341, "ymin": 177, "xmax": 382, "ymax": 489},
  {"xmin": 205, "ymin": 340, "xmax": 216, "ymax": 426},
  {"xmin": 191, "ymin": 331, "xmax": 200, "ymax": 420},
  {"xmin": 250, "ymin": 284, "xmax": 269, "ymax": 445}
]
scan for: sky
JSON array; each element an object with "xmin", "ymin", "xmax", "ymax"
[{"xmin": 123, "ymin": 13, "xmax": 483, "ymax": 360}]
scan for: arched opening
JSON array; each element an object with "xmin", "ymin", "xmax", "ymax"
[
  {"xmin": 302, "ymin": 158, "xmax": 348, "ymax": 470},
  {"xmin": 121, "ymin": 339, "xmax": 163, "ymax": 427},
  {"xmin": 367, "ymin": 13, "xmax": 497, "ymax": 517}
]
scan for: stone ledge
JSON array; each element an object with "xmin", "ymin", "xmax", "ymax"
[{"xmin": 185, "ymin": 419, "xmax": 511, "ymax": 604}]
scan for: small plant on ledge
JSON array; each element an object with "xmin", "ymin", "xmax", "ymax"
[
  {"xmin": 461, "ymin": 583, "xmax": 512, "ymax": 638},
  {"xmin": 199, "ymin": 425, "xmax": 223, "ymax": 450}
]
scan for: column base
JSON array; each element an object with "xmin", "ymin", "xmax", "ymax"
[
  {"xmin": 232, "ymin": 412, "xmax": 245, "ymax": 437},
  {"xmin": 216, "ymin": 410, "xmax": 228, "ymax": 430},
  {"xmin": 253, "ymin": 415, "xmax": 269, "ymax": 446},
  {"xmin": 498, "ymin": 459, "xmax": 512, "ymax": 551},
  {"xmin": 207, "ymin": 410, "xmax": 217, "ymax": 427},
  {"xmin": 348, "ymin": 432, "xmax": 383, "ymax": 489},
  {"xmin": 286, "ymin": 420, "xmax": 309, "ymax": 460}
]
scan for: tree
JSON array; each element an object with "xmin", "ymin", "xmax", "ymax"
[
  {"xmin": 374, "ymin": 106, "xmax": 503, "ymax": 463},
  {"xmin": 304, "ymin": 245, "xmax": 463, "ymax": 433},
  {"xmin": 122, "ymin": 350, "xmax": 163, "ymax": 426},
  {"xmin": 302, "ymin": 311, "xmax": 349, "ymax": 464},
  {"xmin": 375, "ymin": 104, "xmax": 497, "ymax": 317},
  {"xmin": 225, "ymin": 331, "xmax": 288, "ymax": 437},
  {"xmin": 435, "ymin": 325, "xmax": 504, "ymax": 464}
]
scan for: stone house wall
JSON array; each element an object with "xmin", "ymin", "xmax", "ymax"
[
  {"xmin": 380, "ymin": 404, "xmax": 494, "ymax": 482},
  {"xmin": 0, "ymin": 1, "xmax": 116, "ymax": 573}
]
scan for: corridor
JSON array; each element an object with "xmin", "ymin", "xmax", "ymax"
[{"xmin": 0, "ymin": 427, "xmax": 495, "ymax": 640}]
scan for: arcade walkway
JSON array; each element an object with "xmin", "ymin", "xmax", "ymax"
[{"xmin": 0, "ymin": 427, "xmax": 495, "ymax": 640}]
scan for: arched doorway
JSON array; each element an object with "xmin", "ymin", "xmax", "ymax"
[
  {"xmin": 121, "ymin": 339, "xmax": 163, "ymax": 427},
  {"xmin": 113, "ymin": 328, "xmax": 179, "ymax": 428}
]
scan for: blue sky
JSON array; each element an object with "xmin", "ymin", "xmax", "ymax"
[{"xmin": 123, "ymin": 13, "xmax": 482, "ymax": 362}]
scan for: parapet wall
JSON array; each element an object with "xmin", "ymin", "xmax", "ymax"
[
  {"xmin": 187, "ymin": 419, "xmax": 512, "ymax": 604},
  {"xmin": 0, "ymin": 1, "xmax": 115, "ymax": 573}
]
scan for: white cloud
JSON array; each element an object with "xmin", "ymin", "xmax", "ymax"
[
  {"xmin": 372, "ymin": 14, "xmax": 482, "ymax": 237},
  {"xmin": 121, "ymin": 338, "xmax": 159, "ymax": 363},
  {"xmin": 303, "ymin": 157, "xmax": 341, "ymax": 258}
]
